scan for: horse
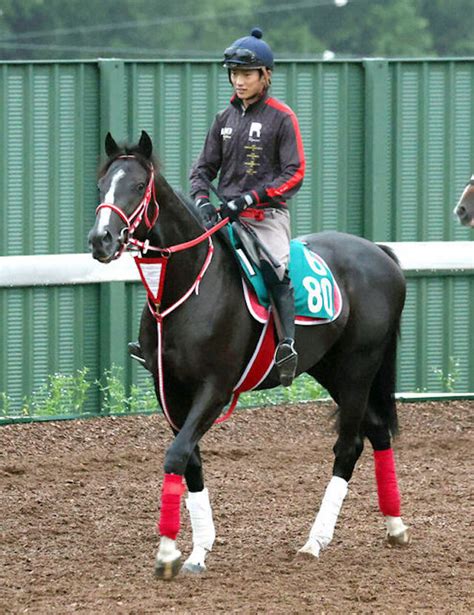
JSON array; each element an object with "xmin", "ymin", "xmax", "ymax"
[
  {"xmin": 88, "ymin": 131, "xmax": 410, "ymax": 580},
  {"xmin": 453, "ymin": 175, "xmax": 474, "ymax": 227}
]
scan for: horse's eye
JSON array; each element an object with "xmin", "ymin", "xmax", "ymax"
[{"xmin": 137, "ymin": 183, "xmax": 145, "ymax": 192}]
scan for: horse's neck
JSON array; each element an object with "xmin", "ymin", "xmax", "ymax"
[
  {"xmin": 148, "ymin": 174, "xmax": 214, "ymax": 308},
  {"xmin": 153, "ymin": 174, "xmax": 203, "ymax": 246}
]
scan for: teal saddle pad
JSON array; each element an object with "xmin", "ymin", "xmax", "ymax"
[{"xmin": 228, "ymin": 226, "xmax": 339, "ymax": 321}]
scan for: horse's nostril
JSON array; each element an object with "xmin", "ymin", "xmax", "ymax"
[
  {"xmin": 89, "ymin": 228, "xmax": 114, "ymax": 253},
  {"xmin": 457, "ymin": 205, "xmax": 466, "ymax": 215},
  {"xmin": 93, "ymin": 229, "xmax": 112, "ymax": 245}
]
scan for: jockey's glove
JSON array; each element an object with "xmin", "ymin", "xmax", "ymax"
[
  {"xmin": 195, "ymin": 197, "xmax": 218, "ymax": 229},
  {"xmin": 221, "ymin": 193, "xmax": 255, "ymax": 221}
]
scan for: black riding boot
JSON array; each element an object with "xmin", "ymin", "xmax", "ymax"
[
  {"xmin": 270, "ymin": 280, "xmax": 298, "ymax": 387},
  {"xmin": 128, "ymin": 341, "xmax": 146, "ymax": 365}
]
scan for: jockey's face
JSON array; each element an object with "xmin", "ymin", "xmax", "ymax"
[{"xmin": 230, "ymin": 69, "xmax": 267, "ymax": 107}]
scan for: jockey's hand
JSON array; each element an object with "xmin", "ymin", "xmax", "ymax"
[
  {"xmin": 195, "ymin": 197, "xmax": 218, "ymax": 229},
  {"xmin": 221, "ymin": 193, "xmax": 255, "ymax": 221}
]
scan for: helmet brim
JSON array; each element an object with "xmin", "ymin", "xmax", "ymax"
[{"xmin": 224, "ymin": 61, "xmax": 267, "ymax": 69}]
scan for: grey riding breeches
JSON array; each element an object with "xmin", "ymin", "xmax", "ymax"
[{"xmin": 240, "ymin": 208, "xmax": 291, "ymax": 281}]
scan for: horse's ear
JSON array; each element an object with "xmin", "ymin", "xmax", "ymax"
[
  {"xmin": 105, "ymin": 132, "xmax": 120, "ymax": 158},
  {"xmin": 138, "ymin": 130, "xmax": 153, "ymax": 159}
]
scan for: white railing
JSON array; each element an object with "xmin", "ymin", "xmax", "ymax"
[
  {"xmin": 0, "ymin": 252, "xmax": 139, "ymax": 287},
  {"xmin": 0, "ymin": 242, "xmax": 472, "ymax": 287}
]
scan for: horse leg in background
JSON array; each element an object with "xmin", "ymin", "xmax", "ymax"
[
  {"xmin": 299, "ymin": 353, "xmax": 380, "ymax": 557},
  {"xmin": 181, "ymin": 445, "xmax": 216, "ymax": 574},
  {"xmin": 154, "ymin": 384, "xmax": 227, "ymax": 580},
  {"xmin": 364, "ymin": 412, "xmax": 410, "ymax": 546},
  {"xmin": 363, "ymin": 324, "xmax": 410, "ymax": 547}
]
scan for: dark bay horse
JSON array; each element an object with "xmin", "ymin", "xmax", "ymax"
[
  {"xmin": 88, "ymin": 131, "xmax": 409, "ymax": 580},
  {"xmin": 453, "ymin": 175, "xmax": 474, "ymax": 227}
]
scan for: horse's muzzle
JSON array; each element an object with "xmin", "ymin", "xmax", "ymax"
[
  {"xmin": 88, "ymin": 227, "xmax": 122, "ymax": 262},
  {"xmin": 454, "ymin": 204, "xmax": 474, "ymax": 228}
]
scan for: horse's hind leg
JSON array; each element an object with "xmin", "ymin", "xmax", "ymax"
[
  {"xmin": 364, "ymin": 325, "xmax": 410, "ymax": 547},
  {"xmin": 299, "ymin": 388, "xmax": 367, "ymax": 556},
  {"xmin": 364, "ymin": 409, "xmax": 410, "ymax": 547},
  {"xmin": 181, "ymin": 445, "xmax": 216, "ymax": 574},
  {"xmin": 299, "ymin": 354, "xmax": 379, "ymax": 558}
]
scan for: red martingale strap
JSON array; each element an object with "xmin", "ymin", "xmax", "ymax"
[{"xmin": 134, "ymin": 239, "xmax": 216, "ymax": 432}]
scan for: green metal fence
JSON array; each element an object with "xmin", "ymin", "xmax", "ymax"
[{"xmin": 0, "ymin": 58, "xmax": 473, "ymax": 420}]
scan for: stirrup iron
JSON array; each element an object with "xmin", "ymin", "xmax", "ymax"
[
  {"xmin": 128, "ymin": 341, "xmax": 146, "ymax": 365},
  {"xmin": 275, "ymin": 338, "xmax": 298, "ymax": 387}
]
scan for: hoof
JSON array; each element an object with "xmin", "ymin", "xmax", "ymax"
[
  {"xmin": 181, "ymin": 561, "xmax": 206, "ymax": 575},
  {"xmin": 386, "ymin": 527, "xmax": 411, "ymax": 547},
  {"xmin": 298, "ymin": 539, "xmax": 321, "ymax": 558},
  {"xmin": 154, "ymin": 555, "xmax": 182, "ymax": 580}
]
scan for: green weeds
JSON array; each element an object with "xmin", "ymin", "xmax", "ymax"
[
  {"xmin": 1, "ymin": 367, "xmax": 326, "ymax": 422},
  {"xmin": 432, "ymin": 356, "xmax": 460, "ymax": 393}
]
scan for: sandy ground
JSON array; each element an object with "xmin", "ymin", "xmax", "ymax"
[{"xmin": 1, "ymin": 399, "xmax": 473, "ymax": 614}]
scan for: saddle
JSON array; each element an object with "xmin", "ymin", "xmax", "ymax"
[{"xmin": 223, "ymin": 222, "xmax": 342, "ymax": 325}]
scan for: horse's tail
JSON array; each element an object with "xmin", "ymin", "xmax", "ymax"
[
  {"xmin": 377, "ymin": 243, "xmax": 400, "ymax": 266},
  {"xmin": 369, "ymin": 243, "xmax": 403, "ymax": 437}
]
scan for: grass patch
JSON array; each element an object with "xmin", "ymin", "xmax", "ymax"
[
  {"xmin": 1, "ymin": 366, "xmax": 327, "ymax": 423},
  {"xmin": 240, "ymin": 374, "xmax": 327, "ymax": 407}
]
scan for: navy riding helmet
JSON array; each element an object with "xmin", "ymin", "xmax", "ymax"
[{"xmin": 223, "ymin": 27, "xmax": 274, "ymax": 70}]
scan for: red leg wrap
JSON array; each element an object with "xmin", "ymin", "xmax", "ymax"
[
  {"xmin": 373, "ymin": 448, "xmax": 401, "ymax": 517},
  {"xmin": 158, "ymin": 473, "xmax": 186, "ymax": 539}
]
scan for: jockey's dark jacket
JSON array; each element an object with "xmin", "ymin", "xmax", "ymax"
[{"xmin": 189, "ymin": 91, "xmax": 305, "ymax": 208}]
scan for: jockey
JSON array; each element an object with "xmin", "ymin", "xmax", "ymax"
[
  {"xmin": 189, "ymin": 27, "xmax": 306, "ymax": 387},
  {"xmin": 129, "ymin": 27, "xmax": 305, "ymax": 387}
]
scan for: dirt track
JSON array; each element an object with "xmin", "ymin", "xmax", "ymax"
[{"xmin": 1, "ymin": 400, "xmax": 473, "ymax": 614}]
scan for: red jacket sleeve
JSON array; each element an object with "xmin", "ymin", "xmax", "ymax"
[{"xmin": 255, "ymin": 100, "xmax": 305, "ymax": 204}]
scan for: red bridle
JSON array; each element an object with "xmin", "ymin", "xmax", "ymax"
[{"xmin": 95, "ymin": 156, "xmax": 159, "ymax": 258}]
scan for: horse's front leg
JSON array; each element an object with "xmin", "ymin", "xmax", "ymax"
[
  {"xmin": 181, "ymin": 445, "xmax": 216, "ymax": 574},
  {"xmin": 154, "ymin": 385, "xmax": 225, "ymax": 580},
  {"xmin": 154, "ymin": 473, "xmax": 186, "ymax": 580}
]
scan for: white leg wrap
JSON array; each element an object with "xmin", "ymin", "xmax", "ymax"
[
  {"xmin": 385, "ymin": 515, "xmax": 408, "ymax": 537},
  {"xmin": 299, "ymin": 476, "xmax": 348, "ymax": 557},
  {"xmin": 184, "ymin": 488, "xmax": 215, "ymax": 567}
]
